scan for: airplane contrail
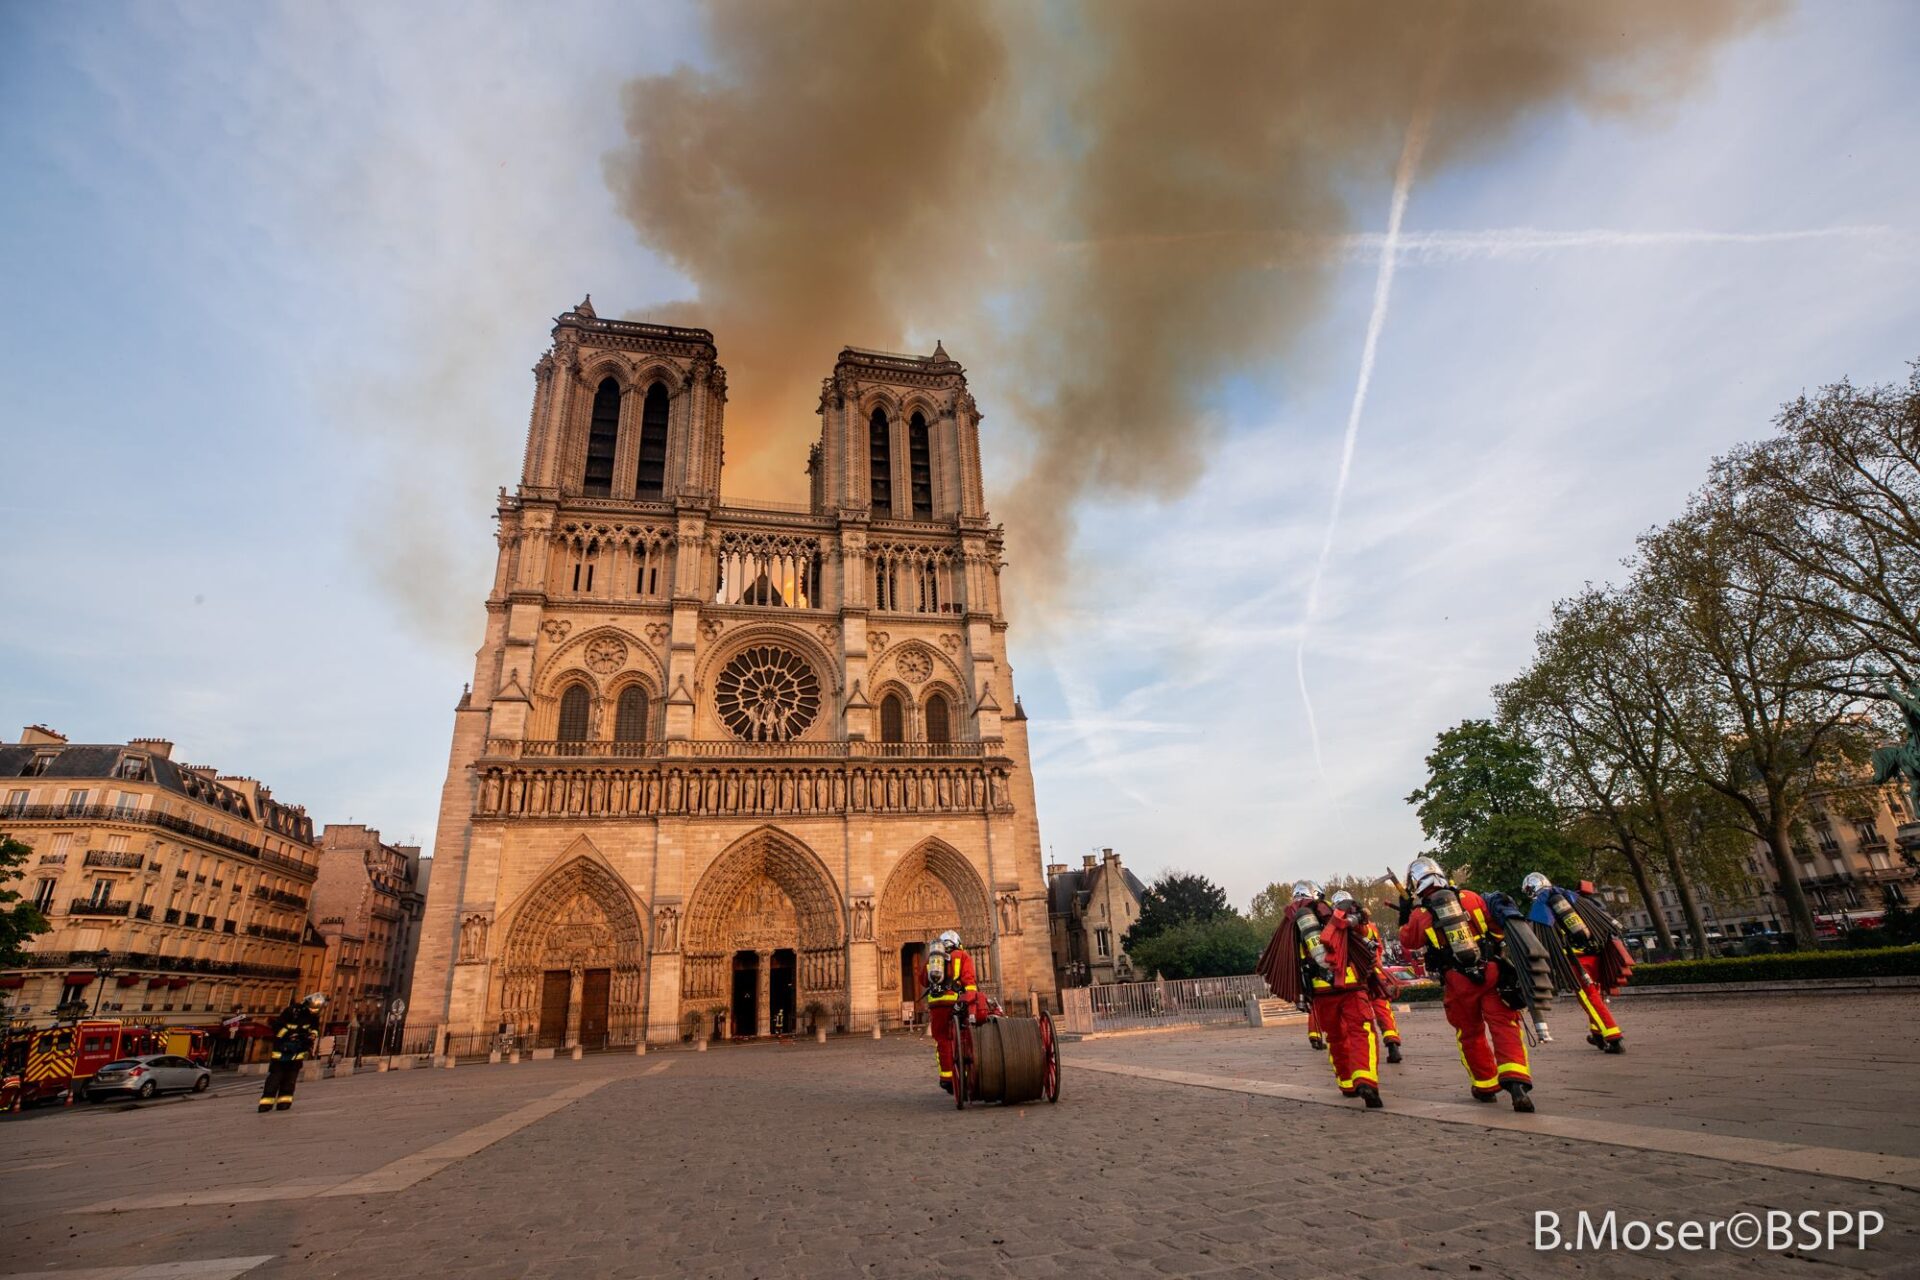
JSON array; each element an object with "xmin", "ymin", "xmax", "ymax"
[{"xmin": 1295, "ymin": 103, "xmax": 1433, "ymax": 780}]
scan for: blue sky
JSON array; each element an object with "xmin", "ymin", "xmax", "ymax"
[{"xmin": 3, "ymin": 2, "xmax": 1917, "ymax": 907}]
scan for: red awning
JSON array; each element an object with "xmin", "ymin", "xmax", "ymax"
[
  {"xmin": 0, "ymin": 976, "xmax": 25, "ymax": 990},
  {"xmin": 226, "ymin": 1020, "xmax": 271, "ymax": 1038},
  {"xmin": 167, "ymin": 977, "xmax": 191, "ymax": 989},
  {"xmin": 117, "ymin": 975, "xmax": 142, "ymax": 986},
  {"xmin": 148, "ymin": 977, "xmax": 169, "ymax": 989},
  {"xmin": 63, "ymin": 973, "xmax": 97, "ymax": 986}
]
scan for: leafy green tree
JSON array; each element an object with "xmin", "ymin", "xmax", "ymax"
[
  {"xmin": 1125, "ymin": 915, "xmax": 1267, "ymax": 980},
  {"xmin": 1250, "ymin": 874, "xmax": 1394, "ymax": 926},
  {"xmin": 1406, "ymin": 719, "xmax": 1583, "ymax": 897},
  {"xmin": 1125, "ymin": 871, "xmax": 1231, "ymax": 950},
  {"xmin": 1, "ymin": 835, "xmax": 52, "ymax": 970}
]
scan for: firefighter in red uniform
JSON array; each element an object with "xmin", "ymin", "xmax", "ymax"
[
  {"xmin": 1523, "ymin": 872, "xmax": 1625, "ymax": 1052},
  {"xmin": 1332, "ymin": 889, "xmax": 1402, "ymax": 1064},
  {"xmin": 926, "ymin": 930, "xmax": 987, "ymax": 1094},
  {"xmin": 1288, "ymin": 882, "xmax": 1383, "ymax": 1107},
  {"xmin": 1397, "ymin": 858, "xmax": 1536, "ymax": 1112}
]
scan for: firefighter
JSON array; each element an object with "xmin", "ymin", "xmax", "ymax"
[
  {"xmin": 1523, "ymin": 872, "xmax": 1626, "ymax": 1053},
  {"xmin": 1273, "ymin": 882, "xmax": 1383, "ymax": 1107},
  {"xmin": 1332, "ymin": 889, "xmax": 1402, "ymax": 1064},
  {"xmin": 925, "ymin": 930, "xmax": 986, "ymax": 1094},
  {"xmin": 259, "ymin": 992, "xmax": 324, "ymax": 1113},
  {"xmin": 1397, "ymin": 859, "xmax": 1536, "ymax": 1112}
]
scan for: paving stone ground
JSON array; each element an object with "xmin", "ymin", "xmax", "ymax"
[{"xmin": 1, "ymin": 995, "xmax": 1916, "ymax": 1279}]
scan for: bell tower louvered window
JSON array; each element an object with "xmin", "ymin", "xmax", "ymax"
[
  {"xmin": 869, "ymin": 408, "xmax": 893, "ymax": 516},
  {"xmin": 614, "ymin": 686, "xmax": 648, "ymax": 742},
  {"xmin": 557, "ymin": 684, "xmax": 591, "ymax": 745},
  {"xmin": 908, "ymin": 411, "xmax": 932, "ymax": 519},
  {"xmin": 583, "ymin": 378, "xmax": 620, "ymax": 496},
  {"xmin": 924, "ymin": 692, "xmax": 951, "ymax": 743},
  {"xmin": 636, "ymin": 383, "xmax": 670, "ymax": 499},
  {"xmin": 879, "ymin": 693, "xmax": 905, "ymax": 743}
]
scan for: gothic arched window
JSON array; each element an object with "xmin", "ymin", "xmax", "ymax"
[
  {"xmin": 924, "ymin": 692, "xmax": 951, "ymax": 744},
  {"xmin": 869, "ymin": 408, "xmax": 893, "ymax": 515},
  {"xmin": 583, "ymin": 378, "xmax": 621, "ymax": 496},
  {"xmin": 636, "ymin": 382, "xmax": 670, "ymax": 499},
  {"xmin": 614, "ymin": 686, "xmax": 649, "ymax": 742},
  {"xmin": 557, "ymin": 684, "xmax": 591, "ymax": 745},
  {"xmin": 908, "ymin": 411, "xmax": 932, "ymax": 519},
  {"xmin": 879, "ymin": 693, "xmax": 905, "ymax": 744}
]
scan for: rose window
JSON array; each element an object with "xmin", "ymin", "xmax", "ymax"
[{"xmin": 714, "ymin": 645, "xmax": 822, "ymax": 742}]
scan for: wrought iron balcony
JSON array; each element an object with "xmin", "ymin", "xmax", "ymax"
[
  {"xmin": 134, "ymin": 903, "xmax": 154, "ymax": 921},
  {"xmin": 1, "ymin": 802, "xmax": 315, "ymax": 871},
  {"xmin": 69, "ymin": 898, "xmax": 131, "ymax": 917},
  {"xmin": 84, "ymin": 849, "xmax": 145, "ymax": 870}
]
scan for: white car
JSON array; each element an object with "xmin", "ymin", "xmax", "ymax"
[{"xmin": 86, "ymin": 1054, "xmax": 212, "ymax": 1101}]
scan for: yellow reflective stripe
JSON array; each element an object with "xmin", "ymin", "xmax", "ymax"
[
  {"xmin": 1425, "ymin": 928, "xmax": 1441, "ymax": 947},
  {"xmin": 963, "ymin": 985, "xmax": 977, "ymax": 993},
  {"xmin": 1472, "ymin": 908, "xmax": 1486, "ymax": 929},
  {"xmin": 1343, "ymin": 966, "xmax": 1357, "ymax": 984},
  {"xmin": 1455, "ymin": 1029, "xmax": 1496, "ymax": 1089}
]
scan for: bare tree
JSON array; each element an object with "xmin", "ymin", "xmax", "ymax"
[
  {"xmin": 1635, "ymin": 483, "xmax": 1878, "ymax": 947},
  {"xmin": 1721, "ymin": 365, "xmax": 1920, "ymax": 683}
]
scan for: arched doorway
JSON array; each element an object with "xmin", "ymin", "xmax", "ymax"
[
  {"xmin": 682, "ymin": 828, "xmax": 847, "ymax": 1037},
  {"xmin": 500, "ymin": 854, "xmax": 647, "ymax": 1048},
  {"xmin": 876, "ymin": 840, "xmax": 992, "ymax": 1016},
  {"xmin": 730, "ymin": 951, "xmax": 758, "ymax": 1039},
  {"xmin": 900, "ymin": 942, "xmax": 928, "ymax": 1024}
]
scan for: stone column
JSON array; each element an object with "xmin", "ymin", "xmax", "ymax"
[
  {"xmin": 565, "ymin": 968, "xmax": 583, "ymax": 1047},
  {"xmin": 757, "ymin": 950, "xmax": 772, "ymax": 1037}
]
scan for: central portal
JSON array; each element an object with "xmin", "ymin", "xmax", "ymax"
[{"xmin": 730, "ymin": 951, "xmax": 759, "ymax": 1038}]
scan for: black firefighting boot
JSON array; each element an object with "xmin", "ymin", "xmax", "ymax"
[
  {"xmin": 275, "ymin": 1097, "xmax": 293, "ymax": 1111},
  {"xmin": 1587, "ymin": 1031, "xmax": 1604, "ymax": 1049},
  {"xmin": 1505, "ymin": 1080, "xmax": 1535, "ymax": 1113},
  {"xmin": 257, "ymin": 1097, "xmax": 274, "ymax": 1113},
  {"xmin": 1308, "ymin": 1033, "xmax": 1325, "ymax": 1051},
  {"xmin": 1386, "ymin": 1041, "xmax": 1403, "ymax": 1064},
  {"xmin": 1471, "ymin": 1088, "xmax": 1500, "ymax": 1103},
  {"xmin": 1604, "ymin": 1038, "xmax": 1624, "ymax": 1054},
  {"xmin": 1356, "ymin": 1082, "xmax": 1383, "ymax": 1109}
]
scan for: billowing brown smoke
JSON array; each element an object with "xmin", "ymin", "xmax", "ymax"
[{"xmin": 607, "ymin": 0, "xmax": 1778, "ymax": 595}]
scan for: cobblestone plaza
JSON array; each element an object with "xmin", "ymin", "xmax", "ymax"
[{"xmin": 2, "ymin": 994, "xmax": 1916, "ymax": 1279}]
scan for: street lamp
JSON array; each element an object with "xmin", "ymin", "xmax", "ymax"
[{"xmin": 89, "ymin": 949, "xmax": 115, "ymax": 1016}]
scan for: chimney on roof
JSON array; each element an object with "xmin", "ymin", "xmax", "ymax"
[
  {"xmin": 1046, "ymin": 862, "xmax": 1067, "ymax": 879},
  {"xmin": 1103, "ymin": 848, "xmax": 1118, "ymax": 865},
  {"xmin": 129, "ymin": 738, "xmax": 174, "ymax": 760},
  {"xmin": 20, "ymin": 725, "xmax": 66, "ymax": 746},
  {"xmin": 1082, "ymin": 854, "xmax": 1097, "ymax": 871}
]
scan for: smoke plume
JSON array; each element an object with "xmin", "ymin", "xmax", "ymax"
[{"xmin": 606, "ymin": 0, "xmax": 1779, "ymax": 589}]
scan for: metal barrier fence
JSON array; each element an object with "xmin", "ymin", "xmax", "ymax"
[{"xmin": 1061, "ymin": 974, "xmax": 1269, "ymax": 1034}]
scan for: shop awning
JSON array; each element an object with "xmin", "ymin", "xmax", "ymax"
[
  {"xmin": 167, "ymin": 977, "xmax": 191, "ymax": 989},
  {"xmin": 224, "ymin": 1019, "xmax": 271, "ymax": 1038},
  {"xmin": 63, "ymin": 972, "xmax": 97, "ymax": 986},
  {"xmin": 117, "ymin": 974, "xmax": 142, "ymax": 986},
  {"xmin": 0, "ymin": 976, "xmax": 25, "ymax": 990}
]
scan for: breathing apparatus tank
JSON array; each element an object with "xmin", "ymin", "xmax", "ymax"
[
  {"xmin": 1549, "ymin": 889, "xmax": 1590, "ymax": 942},
  {"xmin": 1426, "ymin": 886, "xmax": 1483, "ymax": 975},
  {"xmin": 1294, "ymin": 904, "xmax": 1331, "ymax": 975}
]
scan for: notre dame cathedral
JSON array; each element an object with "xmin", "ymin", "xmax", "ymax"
[{"xmin": 406, "ymin": 298, "xmax": 1053, "ymax": 1048}]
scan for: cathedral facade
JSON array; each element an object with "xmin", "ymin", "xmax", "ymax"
[{"xmin": 406, "ymin": 300, "xmax": 1053, "ymax": 1048}]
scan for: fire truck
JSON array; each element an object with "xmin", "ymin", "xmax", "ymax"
[{"xmin": 6, "ymin": 1019, "xmax": 164, "ymax": 1108}]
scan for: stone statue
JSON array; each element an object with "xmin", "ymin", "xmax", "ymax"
[
  {"xmin": 1872, "ymin": 679, "xmax": 1920, "ymax": 815},
  {"xmin": 458, "ymin": 914, "xmax": 489, "ymax": 963}
]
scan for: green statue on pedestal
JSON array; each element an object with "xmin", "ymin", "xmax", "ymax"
[{"xmin": 1872, "ymin": 679, "xmax": 1920, "ymax": 816}]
